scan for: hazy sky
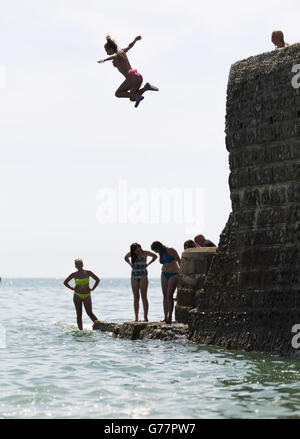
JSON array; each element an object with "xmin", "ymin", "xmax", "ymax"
[{"xmin": 1, "ymin": 0, "xmax": 299, "ymax": 277}]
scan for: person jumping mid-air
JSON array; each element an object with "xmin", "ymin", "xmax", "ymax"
[{"xmin": 97, "ymin": 35, "xmax": 159, "ymax": 108}]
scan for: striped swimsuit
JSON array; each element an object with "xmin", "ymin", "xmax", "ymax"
[{"xmin": 131, "ymin": 256, "xmax": 148, "ymax": 282}]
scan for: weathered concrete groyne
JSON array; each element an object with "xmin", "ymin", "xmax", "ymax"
[
  {"xmin": 175, "ymin": 247, "xmax": 217, "ymax": 324},
  {"xmin": 176, "ymin": 44, "xmax": 300, "ymax": 357}
]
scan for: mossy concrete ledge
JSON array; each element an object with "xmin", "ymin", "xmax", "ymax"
[{"xmin": 93, "ymin": 320, "xmax": 189, "ymax": 341}]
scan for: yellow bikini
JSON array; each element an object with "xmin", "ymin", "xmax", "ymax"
[{"xmin": 74, "ymin": 278, "xmax": 90, "ymax": 300}]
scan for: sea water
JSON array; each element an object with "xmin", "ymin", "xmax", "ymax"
[{"xmin": 1, "ymin": 278, "xmax": 300, "ymax": 419}]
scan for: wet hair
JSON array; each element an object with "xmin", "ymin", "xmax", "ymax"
[
  {"xmin": 104, "ymin": 35, "xmax": 118, "ymax": 53},
  {"xmin": 151, "ymin": 241, "xmax": 166, "ymax": 259},
  {"xmin": 184, "ymin": 240, "xmax": 196, "ymax": 250},
  {"xmin": 272, "ymin": 30, "xmax": 284, "ymax": 44},
  {"xmin": 130, "ymin": 243, "xmax": 142, "ymax": 264}
]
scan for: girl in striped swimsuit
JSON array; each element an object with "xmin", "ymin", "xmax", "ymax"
[{"xmin": 124, "ymin": 243, "xmax": 157, "ymax": 322}]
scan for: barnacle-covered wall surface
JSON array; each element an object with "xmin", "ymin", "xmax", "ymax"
[{"xmin": 176, "ymin": 44, "xmax": 300, "ymax": 356}]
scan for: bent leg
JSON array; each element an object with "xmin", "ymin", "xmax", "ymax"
[
  {"xmin": 83, "ymin": 296, "xmax": 98, "ymax": 323},
  {"xmin": 115, "ymin": 77, "xmax": 139, "ymax": 100},
  {"xmin": 137, "ymin": 83, "xmax": 159, "ymax": 96},
  {"xmin": 115, "ymin": 76, "xmax": 145, "ymax": 107},
  {"xmin": 73, "ymin": 294, "xmax": 83, "ymax": 330},
  {"xmin": 140, "ymin": 276, "xmax": 149, "ymax": 321},
  {"xmin": 115, "ymin": 78, "xmax": 131, "ymax": 98}
]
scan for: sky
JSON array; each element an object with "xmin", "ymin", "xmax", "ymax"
[{"xmin": 1, "ymin": 0, "xmax": 299, "ymax": 277}]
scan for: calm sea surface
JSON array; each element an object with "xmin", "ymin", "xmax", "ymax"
[{"xmin": 1, "ymin": 278, "xmax": 300, "ymax": 419}]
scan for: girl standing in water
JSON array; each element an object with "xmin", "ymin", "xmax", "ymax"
[
  {"xmin": 124, "ymin": 243, "xmax": 157, "ymax": 322},
  {"xmin": 151, "ymin": 242, "xmax": 181, "ymax": 324},
  {"xmin": 63, "ymin": 259, "xmax": 100, "ymax": 330},
  {"xmin": 97, "ymin": 35, "xmax": 159, "ymax": 108}
]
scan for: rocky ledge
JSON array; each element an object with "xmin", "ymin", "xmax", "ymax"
[{"xmin": 93, "ymin": 320, "xmax": 189, "ymax": 341}]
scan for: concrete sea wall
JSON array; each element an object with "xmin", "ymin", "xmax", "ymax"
[
  {"xmin": 175, "ymin": 248, "xmax": 217, "ymax": 324},
  {"xmin": 176, "ymin": 44, "xmax": 300, "ymax": 357}
]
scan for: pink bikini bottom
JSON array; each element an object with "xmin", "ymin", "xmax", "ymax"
[{"xmin": 127, "ymin": 69, "xmax": 143, "ymax": 85}]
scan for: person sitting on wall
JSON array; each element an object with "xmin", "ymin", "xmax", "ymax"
[
  {"xmin": 194, "ymin": 234, "xmax": 216, "ymax": 248},
  {"xmin": 271, "ymin": 30, "xmax": 289, "ymax": 49},
  {"xmin": 184, "ymin": 240, "xmax": 197, "ymax": 250}
]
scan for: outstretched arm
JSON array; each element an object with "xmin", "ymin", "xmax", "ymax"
[
  {"xmin": 123, "ymin": 35, "xmax": 142, "ymax": 53},
  {"xmin": 97, "ymin": 54, "xmax": 117, "ymax": 64}
]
